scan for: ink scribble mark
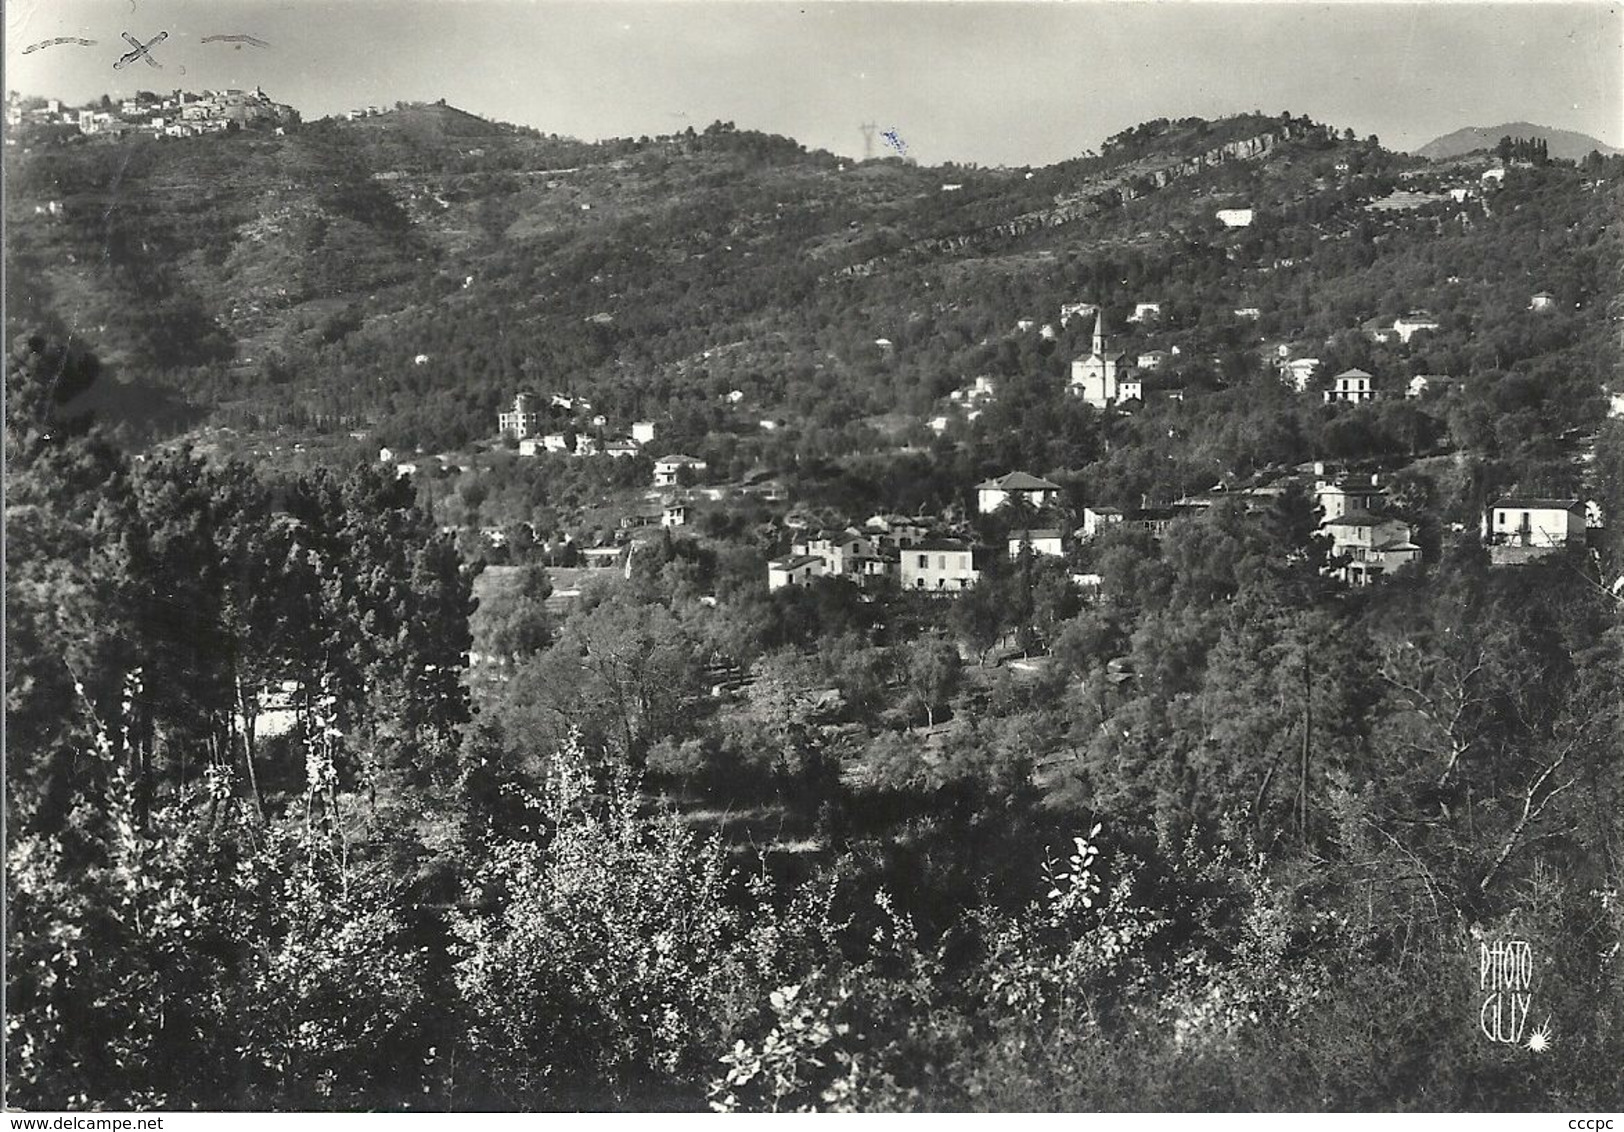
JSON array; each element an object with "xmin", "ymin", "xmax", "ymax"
[
  {"xmin": 23, "ymin": 36, "xmax": 98, "ymax": 53},
  {"xmin": 881, "ymin": 128, "xmax": 907, "ymax": 157},
  {"xmin": 202, "ymin": 33, "xmax": 270, "ymax": 49},
  {"xmin": 114, "ymin": 29, "xmax": 166, "ymax": 70}
]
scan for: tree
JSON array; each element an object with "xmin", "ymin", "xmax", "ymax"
[{"xmin": 903, "ymin": 634, "xmax": 962, "ymax": 728}]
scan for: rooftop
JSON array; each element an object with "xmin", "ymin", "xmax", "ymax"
[
  {"xmin": 1490, "ymin": 497, "xmax": 1582, "ymax": 510},
  {"xmin": 977, "ymin": 471, "xmax": 1062, "ymax": 492}
]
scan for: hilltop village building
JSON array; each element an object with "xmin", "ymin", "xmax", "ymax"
[{"xmin": 18, "ymin": 88, "xmax": 300, "ymax": 140}]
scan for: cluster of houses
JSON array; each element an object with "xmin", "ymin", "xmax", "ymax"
[
  {"xmin": 6, "ymin": 88, "xmax": 298, "ymax": 141},
  {"xmin": 498, "ymin": 392, "xmax": 658, "ymax": 460},
  {"xmin": 769, "ymin": 517, "xmax": 983, "ymax": 594},
  {"xmin": 766, "ymin": 457, "xmax": 1597, "ymax": 596}
]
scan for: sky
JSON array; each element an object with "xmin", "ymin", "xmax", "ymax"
[{"xmin": 6, "ymin": 1, "xmax": 1621, "ymax": 166}]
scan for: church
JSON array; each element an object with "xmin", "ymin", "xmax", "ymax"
[{"xmin": 1068, "ymin": 312, "xmax": 1133, "ymax": 408}]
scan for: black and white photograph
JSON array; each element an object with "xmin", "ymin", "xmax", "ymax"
[{"xmin": 4, "ymin": 0, "xmax": 1623, "ymax": 1115}]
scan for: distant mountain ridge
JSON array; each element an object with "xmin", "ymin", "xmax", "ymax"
[{"xmin": 1414, "ymin": 122, "xmax": 1619, "ymax": 161}]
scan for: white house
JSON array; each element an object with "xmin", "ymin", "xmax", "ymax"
[
  {"xmin": 517, "ymin": 437, "xmax": 547, "ymax": 457},
  {"xmin": 768, "ymin": 554, "xmax": 825, "ymax": 591},
  {"xmin": 1407, "ymin": 374, "xmax": 1454, "ymax": 398},
  {"xmin": 603, "ymin": 440, "xmax": 640, "ymax": 459},
  {"xmin": 661, "ymin": 499, "xmax": 688, "ymax": 528},
  {"xmin": 864, "ymin": 515, "xmax": 932, "ymax": 549},
  {"xmin": 1078, "ymin": 507, "xmax": 1124, "ymax": 539},
  {"xmin": 1233, "ymin": 307, "xmax": 1261, "ymax": 320},
  {"xmin": 1481, "ymin": 498, "xmax": 1586, "ymax": 550},
  {"xmin": 1216, "ymin": 208, "xmax": 1255, "ymax": 228},
  {"xmin": 498, "ymin": 392, "xmax": 542, "ymax": 439},
  {"xmin": 653, "ymin": 454, "xmax": 708, "ymax": 487},
  {"xmin": 1362, "ymin": 319, "xmax": 1397, "ymax": 345},
  {"xmin": 1315, "ymin": 473, "xmax": 1385, "ymax": 521},
  {"xmin": 1322, "ymin": 512, "xmax": 1420, "ymax": 585},
  {"xmin": 1136, "ymin": 349, "xmax": 1169, "ymax": 371},
  {"xmin": 792, "ymin": 530, "xmax": 876, "ymax": 578},
  {"xmin": 1530, "ymin": 291, "xmax": 1556, "ymax": 312},
  {"xmin": 927, "ymin": 416, "xmax": 950, "ymax": 434},
  {"xmin": 1392, "ymin": 311, "xmax": 1441, "ymax": 344},
  {"xmin": 631, "ymin": 420, "xmax": 657, "ymax": 445},
  {"xmin": 899, "ymin": 539, "xmax": 979, "ymax": 593},
  {"xmin": 542, "ymin": 433, "xmax": 570, "ymax": 453},
  {"xmin": 1007, "ymin": 529, "xmax": 1066, "ymax": 558},
  {"xmin": 1058, "ymin": 302, "xmax": 1097, "ymax": 328},
  {"xmin": 1281, "ymin": 358, "xmax": 1321, "ymax": 392},
  {"xmin": 1128, "ymin": 301, "xmax": 1162, "ymax": 323},
  {"xmin": 976, "ymin": 471, "xmax": 1062, "ymax": 514},
  {"xmin": 1324, "ymin": 368, "xmax": 1376, "ymax": 403}
]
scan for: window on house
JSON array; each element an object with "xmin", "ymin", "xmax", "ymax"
[{"xmin": 917, "ymin": 554, "xmax": 928, "ymax": 568}]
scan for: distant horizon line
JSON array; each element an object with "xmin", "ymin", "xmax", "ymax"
[{"xmin": 10, "ymin": 86, "xmax": 1621, "ymax": 161}]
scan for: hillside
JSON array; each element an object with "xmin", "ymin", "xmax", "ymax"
[
  {"xmin": 1415, "ymin": 121, "xmax": 1619, "ymax": 161},
  {"xmin": 6, "ymin": 102, "xmax": 1622, "ymax": 477}
]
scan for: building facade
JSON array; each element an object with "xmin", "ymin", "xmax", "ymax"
[{"xmin": 899, "ymin": 539, "xmax": 979, "ymax": 593}]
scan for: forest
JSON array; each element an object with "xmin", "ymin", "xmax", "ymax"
[{"xmin": 7, "ymin": 327, "xmax": 1623, "ymax": 1111}]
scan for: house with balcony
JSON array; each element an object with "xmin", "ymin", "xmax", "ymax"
[
  {"xmin": 1481, "ymin": 498, "xmax": 1587, "ymax": 564},
  {"xmin": 1321, "ymin": 511, "xmax": 1421, "ymax": 585},
  {"xmin": 1077, "ymin": 505, "xmax": 1177, "ymax": 540},
  {"xmin": 1324, "ymin": 368, "xmax": 1377, "ymax": 403}
]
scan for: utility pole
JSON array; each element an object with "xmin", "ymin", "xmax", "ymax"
[{"xmin": 859, "ymin": 122, "xmax": 877, "ymax": 162}]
